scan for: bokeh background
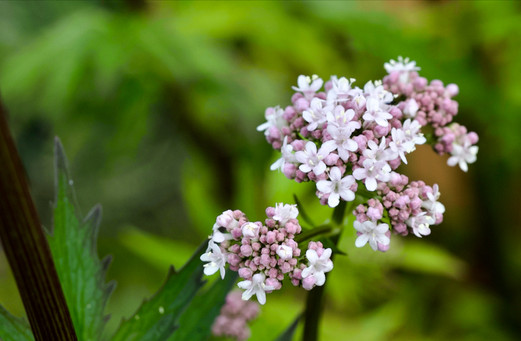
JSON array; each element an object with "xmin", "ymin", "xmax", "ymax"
[{"xmin": 1, "ymin": 1, "xmax": 520, "ymax": 340}]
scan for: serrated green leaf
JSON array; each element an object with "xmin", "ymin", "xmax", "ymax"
[
  {"xmin": 47, "ymin": 137, "xmax": 115, "ymax": 341},
  {"xmin": 111, "ymin": 242, "xmax": 207, "ymax": 341},
  {"xmin": 169, "ymin": 271, "xmax": 238, "ymax": 341},
  {"xmin": 0, "ymin": 305, "xmax": 34, "ymax": 341},
  {"xmin": 274, "ymin": 313, "xmax": 301, "ymax": 341}
]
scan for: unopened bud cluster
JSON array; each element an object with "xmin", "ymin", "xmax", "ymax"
[
  {"xmin": 211, "ymin": 291, "xmax": 260, "ymax": 341},
  {"xmin": 258, "ymin": 57, "xmax": 478, "ymax": 251},
  {"xmin": 201, "ymin": 204, "xmax": 333, "ymax": 304}
]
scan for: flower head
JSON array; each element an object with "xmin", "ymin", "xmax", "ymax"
[{"xmin": 301, "ymin": 248, "xmax": 333, "ymax": 287}]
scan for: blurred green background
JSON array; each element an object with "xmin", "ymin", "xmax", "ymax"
[{"xmin": 1, "ymin": 1, "xmax": 520, "ymax": 340}]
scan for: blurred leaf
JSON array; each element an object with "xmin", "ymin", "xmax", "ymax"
[
  {"xmin": 169, "ymin": 271, "xmax": 239, "ymax": 341},
  {"xmin": 274, "ymin": 314, "xmax": 301, "ymax": 341},
  {"xmin": 0, "ymin": 305, "xmax": 34, "ymax": 341},
  {"xmin": 399, "ymin": 241, "xmax": 467, "ymax": 279},
  {"xmin": 119, "ymin": 227, "xmax": 195, "ymax": 271},
  {"xmin": 293, "ymin": 194, "xmax": 315, "ymax": 228},
  {"xmin": 47, "ymin": 138, "xmax": 115, "ymax": 341},
  {"xmin": 111, "ymin": 242, "xmax": 207, "ymax": 341}
]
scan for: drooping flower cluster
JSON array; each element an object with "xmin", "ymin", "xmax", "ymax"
[
  {"xmin": 257, "ymin": 57, "xmax": 478, "ymax": 251},
  {"xmin": 211, "ymin": 290, "xmax": 260, "ymax": 341},
  {"xmin": 201, "ymin": 204, "xmax": 333, "ymax": 304}
]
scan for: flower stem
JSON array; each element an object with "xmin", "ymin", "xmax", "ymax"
[
  {"xmin": 0, "ymin": 98, "xmax": 77, "ymax": 340},
  {"xmin": 302, "ymin": 201, "xmax": 349, "ymax": 341}
]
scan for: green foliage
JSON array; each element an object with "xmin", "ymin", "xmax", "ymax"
[
  {"xmin": 46, "ymin": 138, "xmax": 115, "ymax": 341},
  {"xmin": 275, "ymin": 314, "xmax": 301, "ymax": 341},
  {"xmin": 110, "ymin": 242, "xmax": 206, "ymax": 341},
  {"xmin": 169, "ymin": 272, "xmax": 239, "ymax": 341},
  {"xmin": 0, "ymin": 305, "xmax": 34, "ymax": 341}
]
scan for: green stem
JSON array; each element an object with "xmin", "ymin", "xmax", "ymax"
[
  {"xmin": 0, "ymin": 98, "xmax": 77, "ymax": 340},
  {"xmin": 302, "ymin": 201, "xmax": 351, "ymax": 341}
]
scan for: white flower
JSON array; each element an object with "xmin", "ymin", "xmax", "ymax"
[
  {"xmin": 256, "ymin": 106, "xmax": 287, "ymax": 136},
  {"xmin": 200, "ymin": 241, "xmax": 227, "ymax": 279},
  {"xmin": 292, "ymin": 74, "xmax": 323, "ymax": 99},
  {"xmin": 276, "ymin": 245, "xmax": 293, "ymax": 260},
  {"xmin": 301, "ymin": 248, "xmax": 333, "ymax": 286},
  {"xmin": 302, "ymin": 97, "xmax": 329, "ymax": 131},
  {"xmin": 295, "ymin": 141, "xmax": 336, "ymax": 176},
  {"xmin": 273, "ymin": 203, "xmax": 299, "ymax": 225},
  {"xmin": 326, "ymin": 125, "xmax": 359, "ymax": 161},
  {"xmin": 403, "ymin": 99, "xmax": 419, "ymax": 118},
  {"xmin": 364, "ymin": 80, "xmax": 394, "ymax": 103},
  {"xmin": 270, "ymin": 136, "xmax": 296, "ymax": 171},
  {"xmin": 241, "ymin": 222, "xmax": 260, "ymax": 239},
  {"xmin": 384, "ymin": 56, "xmax": 421, "ymax": 73},
  {"xmin": 237, "ymin": 273, "xmax": 275, "ymax": 305},
  {"xmin": 363, "ymin": 96, "xmax": 393, "ymax": 127},
  {"xmin": 316, "ymin": 167, "xmax": 356, "ymax": 208},
  {"xmin": 327, "ymin": 76, "xmax": 356, "ymax": 103},
  {"xmin": 406, "ymin": 212, "xmax": 435, "ymax": 238},
  {"xmin": 363, "ymin": 137, "xmax": 396, "ymax": 162},
  {"xmin": 326, "ymin": 107, "xmax": 360, "ymax": 131},
  {"xmin": 422, "ymin": 184, "xmax": 445, "ymax": 217},
  {"xmin": 353, "ymin": 220, "xmax": 390, "ymax": 251},
  {"xmin": 402, "ymin": 119, "xmax": 426, "ymax": 146},
  {"xmin": 353, "ymin": 158, "xmax": 392, "ymax": 191},
  {"xmin": 447, "ymin": 138, "xmax": 478, "ymax": 172}
]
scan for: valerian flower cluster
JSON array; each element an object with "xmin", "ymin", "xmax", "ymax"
[
  {"xmin": 201, "ymin": 204, "xmax": 333, "ymax": 305},
  {"xmin": 257, "ymin": 57, "xmax": 478, "ymax": 251}
]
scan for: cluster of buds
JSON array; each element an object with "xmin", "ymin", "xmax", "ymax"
[
  {"xmin": 211, "ymin": 291, "xmax": 260, "ymax": 341},
  {"xmin": 257, "ymin": 57, "xmax": 478, "ymax": 251},
  {"xmin": 201, "ymin": 204, "xmax": 333, "ymax": 304}
]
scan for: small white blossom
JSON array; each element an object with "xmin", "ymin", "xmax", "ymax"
[
  {"xmin": 327, "ymin": 76, "xmax": 356, "ymax": 103},
  {"xmin": 352, "ymin": 158, "xmax": 392, "ymax": 191},
  {"xmin": 270, "ymin": 136, "xmax": 296, "ymax": 171},
  {"xmin": 364, "ymin": 80, "xmax": 394, "ymax": 103},
  {"xmin": 273, "ymin": 203, "xmax": 299, "ymax": 225},
  {"xmin": 276, "ymin": 245, "xmax": 293, "ymax": 260},
  {"xmin": 403, "ymin": 99, "xmax": 419, "ymax": 118},
  {"xmin": 241, "ymin": 222, "xmax": 260, "ymax": 239},
  {"xmin": 302, "ymin": 98, "xmax": 330, "ymax": 131},
  {"xmin": 256, "ymin": 106, "xmax": 287, "ymax": 136},
  {"xmin": 292, "ymin": 74, "xmax": 323, "ymax": 99},
  {"xmin": 384, "ymin": 56, "xmax": 421, "ymax": 73},
  {"xmin": 295, "ymin": 141, "xmax": 336, "ymax": 176},
  {"xmin": 237, "ymin": 273, "xmax": 275, "ymax": 305},
  {"xmin": 363, "ymin": 96, "xmax": 393, "ymax": 127},
  {"xmin": 316, "ymin": 167, "xmax": 356, "ymax": 208},
  {"xmin": 422, "ymin": 184, "xmax": 445, "ymax": 217},
  {"xmin": 326, "ymin": 125, "xmax": 359, "ymax": 161},
  {"xmin": 447, "ymin": 138, "xmax": 478, "ymax": 172},
  {"xmin": 406, "ymin": 212, "xmax": 435, "ymax": 238},
  {"xmin": 364, "ymin": 137, "xmax": 396, "ymax": 162},
  {"xmin": 301, "ymin": 248, "xmax": 333, "ymax": 286},
  {"xmin": 354, "ymin": 220, "xmax": 390, "ymax": 251},
  {"xmin": 200, "ymin": 241, "xmax": 227, "ymax": 279}
]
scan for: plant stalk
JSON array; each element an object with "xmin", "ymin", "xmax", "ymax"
[
  {"xmin": 0, "ymin": 98, "xmax": 77, "ymax": 340},
  {"xmin": 302, "ymin": 201, "xmax": 349, "ymax": 341}
]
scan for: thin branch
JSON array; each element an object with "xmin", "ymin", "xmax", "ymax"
[{"xmin": 0, "ymin": 97, "xmax": 77, "ymax": 340}]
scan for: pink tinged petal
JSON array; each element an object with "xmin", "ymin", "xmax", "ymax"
[
  {"xmin": 338, "ymin": 148, "xmax": 349, "ymax": 161},
  {"xmin": 327, "ymin": 192, "xmax": 340, "ymax": 208},
  {"xmin": 346, "ymin": 139, "xmax": 358, "ymax": 152},
  {"xmin": 219, "ymin": 267, "xmax": 226, "ymax": 279},
  {"xmin": 306, "ymin": 249, "xmax": 319, "ymax": 263},
  {"xmin": 368, "ymin": 238, "xmax": 378, "ymax": 251},
  {"xmin": 301, "ymin": 267, "xmax": 312, "ymax": 279},
  {"xmin": 237, "ymin": 280, "xmax": 252, "ymax": 290},
  {"xmin": 447, "ymin": 156, "xmax": 458, "ymax": 167},
  {"xmin": 459, "ymin": 160, "xmax": 468, "ymax": 172},
  {"xmin": 321, "ymin": 140, "xmax": 337, "ymax": 154},
  {"xmin": 299, "ymin": 164, "xmax": 312, "ymax": 173},
  {"xmin": 314, "ymin": 272, "xmax": 326, "ymax": 286},
  {"xmin": 375, "ymin": 116, "xmax": 389, "ymax": 127},
  {"xmin": 355, "ymin": 234, "xmax": 369, "ymax": 247},
  {"xmin": 353, "ymin": 168, "xmax": 366, "ymax": 180},
  {"xmin": 306, "ymin": 141, "xmax": 317, "ymax": 154},
  {"xmin": 376, "ymin": 223, "xmax": 389, "ymax": 234},
  {"xmin": 295, "ymin": 151, "xmax": 308, "ymax": 164},
  {"xmin": 313, "ymin": 162, "xmax": 327, "ymax": 176},
  {"xmin": 317, "ymin": 180, "xmax": 334, "ymax": 194},
  {"xmin": 376, "ymin": 234, "xmax": 390, "ymax": 246},
  {"xmin": 203, "ymin": 265, "xmax": 218, "ymax": 276},
  {"xmin": 321, "ymin": 248, "xmax": 332, "ymax": 259},
  {"xmin": 330, "ymin": 167, "xmax": 342, "ymax": 181},
  {"xmin": 353, "ymin": 221, "xmax": 364, "ymax": 233},
  {"xmin": 270, "ymin": 158, "xmax": 283, "ymax": 171},
  {"xmin": 256, "ymin": 289, "xmax": 267, "ymax": 305},
  {"xmin": 365, "ymin": 177, "xmax": 377, "ymax": 191},
  {"xmin": 339, "ymin": 188, "xmax": 354, "ymax": 202}
]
